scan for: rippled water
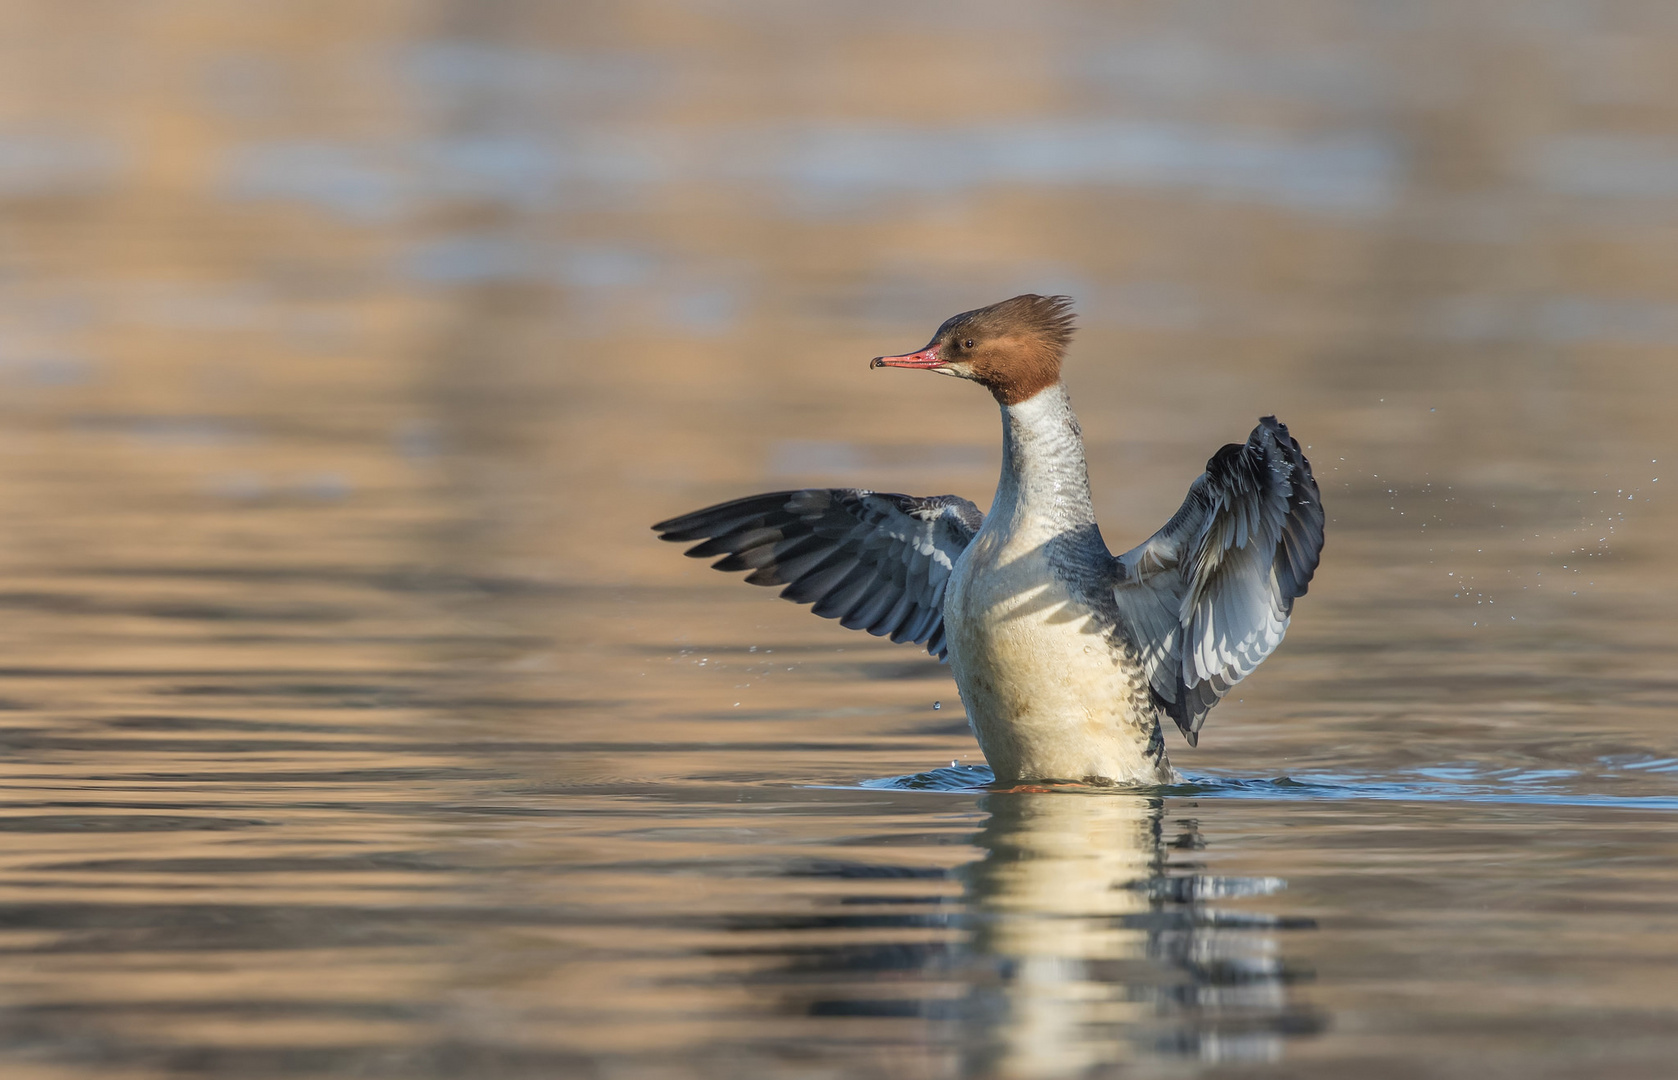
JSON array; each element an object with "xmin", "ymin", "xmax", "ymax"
[{"xmin": 3, "ymin": 1, "xmax": 1678, "ymax": 1077}]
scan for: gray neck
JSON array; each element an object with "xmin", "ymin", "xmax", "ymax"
[{"xmin": 991, "ymin": 382, "xmax": 1098, "ymax": 533}]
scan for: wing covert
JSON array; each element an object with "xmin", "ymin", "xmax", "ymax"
[
  {"xmin": 653, "ymin": 489, "xmax": 983, "ymax": 659},
  {"xmin": 1112, "ymin": 417, "xmax": 1323, "ymax": 745}
]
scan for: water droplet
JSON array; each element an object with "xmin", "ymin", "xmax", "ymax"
[{"xmin": 933, "ymin": 701, "xmax": 942, "ymax": 710}]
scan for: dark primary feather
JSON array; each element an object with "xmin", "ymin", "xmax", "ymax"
[
  {"xmin": 653, "ymin": 489, "xmax": 983, "ymax": 659},
  {"xmin": 1112, "ymin": 417, "xmax": 1324, "ymax": 747}
]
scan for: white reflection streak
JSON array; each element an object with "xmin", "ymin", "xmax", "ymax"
[
  {"xmin": 964, "ymin": 794, "xmax": 1153, "ymax": 1077},
  {"xmin": 959, "ymin": 793, "xmax": 1292, "ymax": 1076}
]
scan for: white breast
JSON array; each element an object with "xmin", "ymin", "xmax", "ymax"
[{"xmin": 944, "ymin": 525, "xmax": 1172, "ymax": 786}]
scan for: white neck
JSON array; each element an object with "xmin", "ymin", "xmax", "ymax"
[{"xmin": 991, "ymin": 382, "xmax": 1097, "ymax": 535}]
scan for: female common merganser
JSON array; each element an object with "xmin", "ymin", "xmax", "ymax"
[{"xmin": 654, "ymin": 295, "xmax": 1324, "ymax": 786}]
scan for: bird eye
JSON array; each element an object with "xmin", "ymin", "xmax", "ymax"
[{"xmin": 963, "ymin": 338, "xmax": 974, "ymax": 349}]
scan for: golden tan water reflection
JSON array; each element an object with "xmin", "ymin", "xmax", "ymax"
[{"xmin": 2, "ymin": 0, "xmax": 1678, "ymax": 1076}]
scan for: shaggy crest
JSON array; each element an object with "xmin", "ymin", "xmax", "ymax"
[{"xmin": 938, "ymin": 294, "xmax": 1077, "ymax": 358}]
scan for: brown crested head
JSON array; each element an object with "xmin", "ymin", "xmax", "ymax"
[{"xmin": 870, "ymin": 294, "xmax": 1076, "ymax": 406}]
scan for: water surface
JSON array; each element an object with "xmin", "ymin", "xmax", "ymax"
[{"xmin": 2, "ymin": 1, "xmax": 1677, "ymax": 1077}]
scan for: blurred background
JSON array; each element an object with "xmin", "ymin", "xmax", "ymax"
[
  {"xmin": 1, "ymin": 1, "xmax": 1677, "ymax": 1078},
  {"xmin": 5, "ymin": 0, "xmax": 1676, "ymax": 626}
]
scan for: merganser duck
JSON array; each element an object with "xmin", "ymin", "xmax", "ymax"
[{"xmin": 654, "ymin": 295, "xmax": 1324, "ymax": 786}]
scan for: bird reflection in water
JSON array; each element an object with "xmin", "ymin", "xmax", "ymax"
[
  {"xmin": 957, "ymin": 792, "xmax": 1320, "ymax": 1076},
  {"xmin": 761, "ymin": 791, "xmax": 1321, "ymax": 1076}
]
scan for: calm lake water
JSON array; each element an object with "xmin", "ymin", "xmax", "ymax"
[{"xmin": 3, "ymin": 2, "xmax": 1678, "ymax": 1077}]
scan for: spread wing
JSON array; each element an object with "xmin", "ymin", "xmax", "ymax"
[
  {"xmin": 653, "ymin": 489, "xmax": 983, "ymax": 659},
  {"xmin": 1111, "ymin": 417, "xmax": 1323, "ymax": 746}
]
